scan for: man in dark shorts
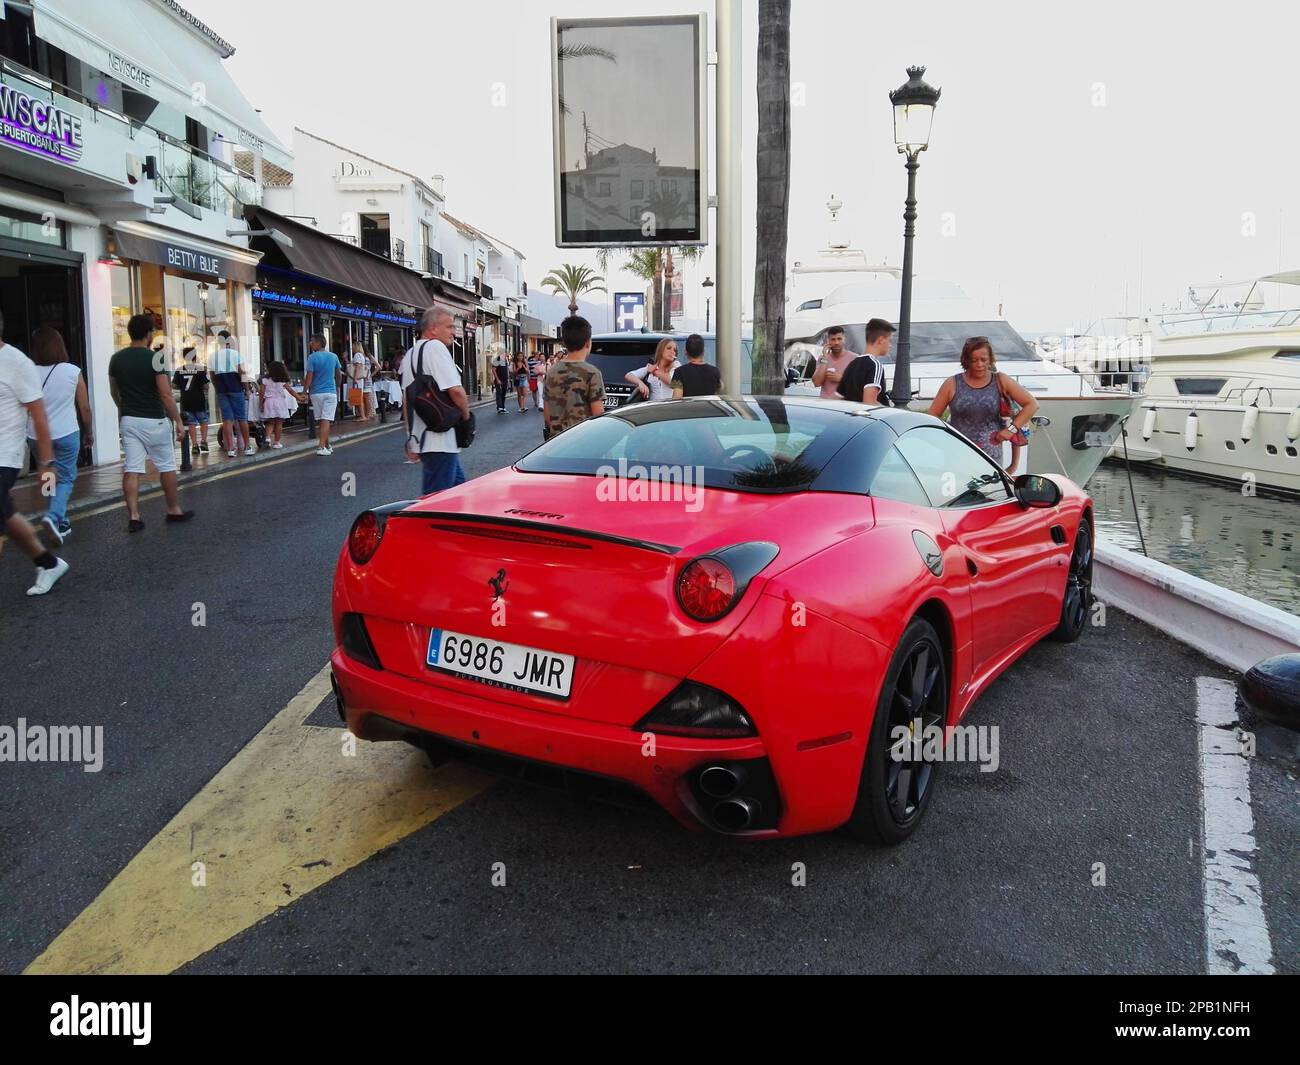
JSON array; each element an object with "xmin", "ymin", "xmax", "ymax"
[
  {"xmin": 542, "ymin": 316, "xmax": 604, "ymax": 441},
  {"xmin": 671, "ymin": 333, "xmax": 722, "ymax": 397},
  {"xmin": 0, "ymin": 309, "xmax": 68, "ymax": 595}
]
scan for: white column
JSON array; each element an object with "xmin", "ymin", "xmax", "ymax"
[
  {"xmin": 70, "ymin": 226, "xmax": 121, "ymax": 466},
  {"xmin": 715, "ymin": 0, "xmax": 743, "ymax": 392}
]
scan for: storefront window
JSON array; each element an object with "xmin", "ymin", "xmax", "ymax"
[
  {"xmin": 109, "ymin": 263, "xmax": 135, "ymax": 351},
  {"xmin": 0, "ymin": 207, "xmax": 65, "ymax": 248},
  {"xmin": 164, "ymin": 274, "xmax": 230, "ymax": 368}
]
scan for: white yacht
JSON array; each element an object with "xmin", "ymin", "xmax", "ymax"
[
  {"xmin": 1118, "ymin": 271, "xmax": 1300, "ymax": 495},
  {"xmin": 784, "ymin": 207, "xmax": 1140, "ymax": 487}
]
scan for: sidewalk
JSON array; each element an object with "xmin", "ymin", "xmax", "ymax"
[{"xmin": 10, "ymin": 397, "xmax": 496, "ymax": 520}]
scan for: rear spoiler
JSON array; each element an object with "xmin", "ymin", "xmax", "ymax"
[{"xmin": 390, "ymin": 510, "xmax": 682, "ymax": 555}]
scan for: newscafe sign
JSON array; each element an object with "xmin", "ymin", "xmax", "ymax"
[
  {"xmin": 0, "ymin": 83, "xmax": 84, "ymax": 165},
  {"xmin": 551, "ymin": 14, "xmax": 707, "ymax": 247}
]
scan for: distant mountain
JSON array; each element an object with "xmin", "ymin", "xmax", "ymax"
[{"xmin": 526, "ymin": 289, "xmax": 612, "ymax": 332}]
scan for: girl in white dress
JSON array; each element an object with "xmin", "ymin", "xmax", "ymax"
[{"xmin": 258, "ymin": 361, "xmax": 298, "ymax": 448}]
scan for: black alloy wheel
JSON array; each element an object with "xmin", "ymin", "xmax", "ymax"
[
  {"xmin": 1051, "ymin": 516, "xmax": 1093, "ymax": 643},
  {"xmin": 844, "ymin": 617, "xmax": 948, "ymax": 845}
]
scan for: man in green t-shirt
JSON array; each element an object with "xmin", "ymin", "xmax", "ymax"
[{"xmin": 107, "ymin": 314, "xmax": 193, "ymax": 532}]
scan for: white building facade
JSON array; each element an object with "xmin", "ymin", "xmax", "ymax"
[{"xmin": 0, "ymin": 0, "xmax": 291, "ymax": 465}]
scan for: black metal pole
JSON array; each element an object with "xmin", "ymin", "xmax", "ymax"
[
  {"xmin": 892, "ymin": 153, "xmax": 920, "ymax": 406},
  {"xmin": 706, "ymin": 297, "xmax": 711, "ymax": 332}
]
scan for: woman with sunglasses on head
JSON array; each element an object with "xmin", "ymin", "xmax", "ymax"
[{"xmin": 927, "ymin": 336, "xmax": 1038, "ymax": 474}]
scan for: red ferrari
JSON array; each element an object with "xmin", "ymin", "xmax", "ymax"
[{"xmin": 331, "ymin": 398, "xmax": 1093, "ymax": 843}]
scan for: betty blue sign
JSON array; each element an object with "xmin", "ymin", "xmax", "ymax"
[{"xmin": 0, "ymin": 84, "xmax": 83, "ymax": 164}]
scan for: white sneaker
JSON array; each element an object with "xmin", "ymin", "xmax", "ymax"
[
  {"xmin": 316, "ymin": 447, "xmax": 332, "ymax": 456},
  {"xmin": 271, "ymin": 442, "xmax": 284, "ymax": 450},
  {"xmin": 227, "ymin": 449, "xmax": 237, "ymax": 458},
  {"xmin": 27, "ymin": 557, "xmax": 69, "ymax": 596},
  {"xmin": 244, "ymin": 444, "xmax": 258, "ymax": 456}
]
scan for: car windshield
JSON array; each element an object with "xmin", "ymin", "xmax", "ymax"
[
  {"xmin": 516, "ymin": 397, "xmax": 857, "ymax": 493},
  {"xmin": 830, "ymin": 321, "xmax": 1039, "ymax": 362}
]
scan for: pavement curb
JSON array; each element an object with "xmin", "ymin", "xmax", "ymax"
[{"xmin": 47, "ymin": 396, "xmax": 498, "ymax": 518}]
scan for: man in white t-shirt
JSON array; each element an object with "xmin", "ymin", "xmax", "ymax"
[
  {"xmin": 0, "ymin": 311, "xmax": 69, "ymax": 596},
  {"xmin": 400, "ymin": 307, "xmax": 469, "ymax": 495}
]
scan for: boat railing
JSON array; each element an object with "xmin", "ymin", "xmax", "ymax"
[{"xmin": 1154, "ymin": 308, "xmax": 1300, "ymax": 336}]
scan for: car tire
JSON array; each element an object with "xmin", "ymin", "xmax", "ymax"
[
  {"xmin": 1049, "ymin": 516, "xmax": 1093, "ymax": 643},
  {"xmin": 843, "ymin": 617, "xmax": 947, "ymax": 845}
]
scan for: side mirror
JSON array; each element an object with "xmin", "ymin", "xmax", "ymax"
[
  {"xmin": 784, "ymin": 366, "xmax": 800, "ymax": 387},
  {"xmin": 1013, "ymin": 474, "xmax": 1061, "ymax": 509}
]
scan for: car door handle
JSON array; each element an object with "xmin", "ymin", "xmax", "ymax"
[{"xmin": 966, "ymin": 556, "xmax": 978, "ymax": 577}]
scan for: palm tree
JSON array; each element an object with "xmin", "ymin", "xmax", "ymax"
[
  {"xmin": 540, "ymin": 263, "xmax": 607, "ymax": 315},
  {"xmin": 752, "ymin": 0, "xmax": 791, "ymax": 395},
  {"xmin": 556, "ymin": 41, "xmax": 617, "ymax": 117}
]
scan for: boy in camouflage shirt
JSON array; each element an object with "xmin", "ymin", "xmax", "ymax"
[{"xmin": 543, "ymin": 316, "xmax": 605, "ymax": 440}]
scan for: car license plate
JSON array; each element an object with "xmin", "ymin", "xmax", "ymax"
[{"xmin": 427, "ymin": 629, "xmax": 574, "ymax": 698}]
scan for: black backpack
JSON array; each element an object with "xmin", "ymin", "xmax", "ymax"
[{"xmin": 406, "ymin": 340, "xmax": 462, "ymax": 434}]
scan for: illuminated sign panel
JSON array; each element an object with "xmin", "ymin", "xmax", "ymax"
[
  {"xmin": 0, "ymin": 84, "xmax": 84, "ymax": 164},
  {"xmin": 551, "ymin": 15, "xmax": 707, "ymax": 247}
]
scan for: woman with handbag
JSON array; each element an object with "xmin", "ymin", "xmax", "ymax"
[
  {"xmin": 349, "ymin": 342, "xmax": 375, "ymax": 421},
  {"xmin": 927, "ymin": 336, "xmax": 1038, "ymax": 474}
]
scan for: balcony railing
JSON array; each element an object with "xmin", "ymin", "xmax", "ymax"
[
  {"xmin": 424, "ymin": 245, "xmax": 444, "ymax": 277},
  {"xmin": 474, "ymin": 278, "xmax": 494, "ymax": 300},
  {"xmin": 360, "ymin": 231, "xmax": 391, "ymax": 258},
  {"xmin": 0, "ymin": 60, "xmax": 262, "ymax": 220}
]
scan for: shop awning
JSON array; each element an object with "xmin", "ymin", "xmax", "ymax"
[
  {"xmin": 30, "ymin": 0, "xmax": 292, "ymax": 169},
  {"xmin": 246, "ymin": 207, "xmax": 433, "ymax": 310},
  {"xmin": 109, "ymin": 221, "xmax": 261, "ymax": 285}
]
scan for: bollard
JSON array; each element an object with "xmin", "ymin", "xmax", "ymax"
[{"xmin": 179, "ymin": 430, "xmax": 192, "ymax": 472}]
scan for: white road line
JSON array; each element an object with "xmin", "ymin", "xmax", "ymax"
[{"xmin": 1195, "ymin": 676, "xmax": 1275, "ymax": 975}]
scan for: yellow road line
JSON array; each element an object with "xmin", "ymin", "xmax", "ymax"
[
  {"xmin": 70, "ymin": 424, "xmax": 402, "ymax": 522},
  {"xmin": 25, "ymin": 662, "xmax": 493, "ymax": 975}
]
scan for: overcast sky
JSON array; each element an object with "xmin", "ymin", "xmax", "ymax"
[{"xmin": 186, "ymin": 0, "xmax": 1300, "ymax": 333}]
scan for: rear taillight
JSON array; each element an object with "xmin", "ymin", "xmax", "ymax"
[
  {"xmin": 348, "ymin": 511, "xmax": 383, "ymax": 564},
  {"xmin": 677, "ymin": 558, "xmax": 736, "ymax": 620},
  {"xmin": 675, "ymin": 541, "xmax": 779, "ymax": 622}
]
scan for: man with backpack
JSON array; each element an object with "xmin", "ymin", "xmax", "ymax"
[{"xmin": 401, "ymin": 307, "xmax": 469, "ymax": 494}]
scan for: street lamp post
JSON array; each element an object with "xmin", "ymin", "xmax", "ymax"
[
  {"xmin": 888, "ymin": 66, "xmax": 940, "ymax": 407},
  {"xmin": 702, "ymin": 275, "xmax": 714, "ymax": 332}
]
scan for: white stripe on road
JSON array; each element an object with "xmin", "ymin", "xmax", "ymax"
[{"xmin": 1196, "ymin": 676, "xmax": 1274, "ymax": 974}]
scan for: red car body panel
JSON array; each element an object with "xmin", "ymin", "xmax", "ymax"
[{"xmin": 331, "ymin": 431, "xmax": 1090, "ymax": 839}]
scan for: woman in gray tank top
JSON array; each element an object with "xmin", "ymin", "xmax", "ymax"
[{"xmin": 927, "ymin": 336, "xmax": 1039, "ymax": 471}]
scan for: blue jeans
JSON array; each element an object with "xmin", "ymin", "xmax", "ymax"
[
  {"xmin": 28, "ymin": 430, "xmax": 79, "ymax": 529},
  {"xmin": 420, "ymin": 451, "xmax": 467, "ymax": 495},
  {"xmin": 217, "ymin": 391, "xmax": 247, "ymax": 421}
]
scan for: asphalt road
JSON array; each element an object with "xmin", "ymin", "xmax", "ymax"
[{"xmin": 1, "ymin": 398, "xmax": 1295, "ymax": 975}]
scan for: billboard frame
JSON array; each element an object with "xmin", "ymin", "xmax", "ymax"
[{"xmin": 551, "ymin": 13, "xmax": 709, "ymax": 249}]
